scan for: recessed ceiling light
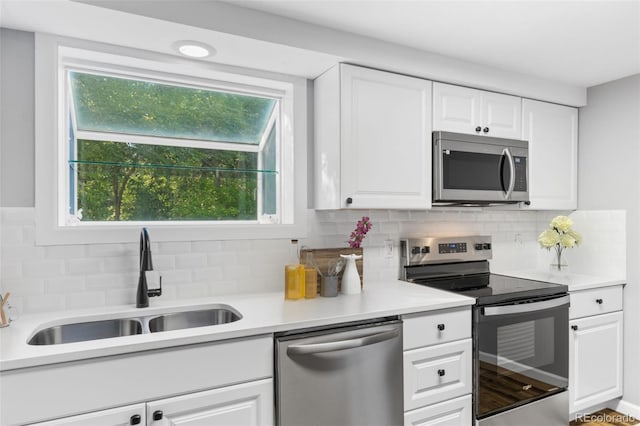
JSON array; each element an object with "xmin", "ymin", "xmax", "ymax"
[{"xmin": 173, "ymin": 41, "xmax": 215, "ymax": 58}]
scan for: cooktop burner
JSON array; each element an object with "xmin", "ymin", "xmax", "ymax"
[{"xmin": 400, "ymin": 236, "xmax": 568, "ymax": 306}]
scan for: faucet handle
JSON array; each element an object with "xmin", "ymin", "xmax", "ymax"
[{"xmin": 145, "ymin": 271, "xmax": 162, "ymax": 298}]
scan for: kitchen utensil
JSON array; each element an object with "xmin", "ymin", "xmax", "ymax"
[{"xmin": 0, "ymin": 292, "xmax": 11, "ymax": 327}]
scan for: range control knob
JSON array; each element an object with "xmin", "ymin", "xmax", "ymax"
[
  {"xmin": 411, "ymin": 246, "xmax": 421, "ymax": 255},
  {"xmin": 421, "ymin": 246, "xmax": 430, "ymax": 254},
  {"xmin": 474, "ymin": 243, "xmax": 484, "ymax": 251},
  {"xmin": 483, "ymin": 243, "xmax": 492, "ymax": 250}
]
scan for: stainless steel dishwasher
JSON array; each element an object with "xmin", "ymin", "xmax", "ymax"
[{"xmin": 275, "ymin": 318, "xmax": 403, "ymax": 426}]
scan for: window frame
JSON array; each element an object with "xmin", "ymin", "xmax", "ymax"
[{"xmin": 35, "ymin": 34, "xmax": 307, "ymax": 245}]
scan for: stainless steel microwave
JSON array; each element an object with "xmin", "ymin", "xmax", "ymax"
[{"xmin": 433, "ymin": 131, "xmax": 529, "ymax": 205}]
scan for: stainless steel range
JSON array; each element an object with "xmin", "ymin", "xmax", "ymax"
[{"xmin": 400, "ymin": 236, "xmax": 569, "ymax": 426}]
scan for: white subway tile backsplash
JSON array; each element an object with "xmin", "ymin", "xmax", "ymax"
[
  {"xmin": 4, "ymin": 207, "xmax": 618, "ymax": 315},
  {"xmin": 65, "ymin": 258, "xmax": 104, "ymax": 275}
]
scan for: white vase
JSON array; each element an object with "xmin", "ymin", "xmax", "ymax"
[{"xmin": 340, "ymin": 254, "xmax": 362, "ymax": 294}]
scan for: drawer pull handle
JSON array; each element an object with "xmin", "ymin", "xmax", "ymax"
[
  {"xmin": 437, "ymin": 323, "xmax": 445, "ymax": 331},
  {"xmin": 571, "ymin": 325, "xmax": 578, "ymax": 331},
  {"xmin": 130, "ymin": 415, "xmax": 142, "ymax": 425},
  {"xmin": 153, "ymin": 411, "xmax": 163, "ymax": 421},
  {"xmin": 438, "ymin": 369, "xmax": 446, "ymax": 377},
  {"xmin": 596, "ymin": 298, "xmax": 603, "ymax": 304}
]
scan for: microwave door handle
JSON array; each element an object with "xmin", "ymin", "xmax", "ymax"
[{"xmin": 502, "ymin": 147, "xmax": 516, "ymax": 199}]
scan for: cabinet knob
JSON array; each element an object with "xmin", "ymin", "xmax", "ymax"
[
  {"xmin": 153, "ymin": 410, "xmax": 164, "ymax": 421},
  {"xmin": 130, "ymin": 415, "xmax": 142, "ymax": 425},
  {"xmin": 437, "ymin": 323, "xmax": 445, "ymax": 331},
  {"xmin": 438, "ymin": 369, "xmax": 446, "ymax": 377},
  {"xmin": 483, "ymin": 127, "xmax": 490, "ymax": 133},
  {"xmin": 345, "ymin": 197, "xmax": 353, "ymax": 205},
  {"xmin": 571, "ymin": 325, "xmax": 578, "ymax": 331},
  {"xmin": 596, "ymin": 298, "xmax": 603, "ymax": 304},
  {"xmin": 475, "ymin": 126, "xmax": 482, "ymax": 133}
]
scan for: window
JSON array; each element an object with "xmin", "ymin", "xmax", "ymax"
[
  {"xmin": 35, "ymin": 35, "xmax": 305, "ymax": 244},
  {"xmin": 67, "ymin": 71, "xmax": 279, "ymax": 223}
]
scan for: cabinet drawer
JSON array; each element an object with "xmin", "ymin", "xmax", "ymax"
[
  {"xmin": 404, "ymin": 339, "xmax": 472, "ymax": 411},
  {"xmin": 404, "ymin": 394, "xmax": 472, "ymax": 426},
  {"xmin": 403, "ymin": 308, "xmax": 471, "ymax": 350},
  {"xmin": 570, "ymin": 285, "xmax": 622, "ymax": 319}
]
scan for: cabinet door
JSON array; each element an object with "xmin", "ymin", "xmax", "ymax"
[
  {"xmin": 433, "ymin": 83, "xmax": 480, "ymax": 134},
  {"xmin": 481, "ymin": 91, "xmax": 522, "ymax": 139},
  {"xmin": 523, "ymin": 99, "xmax": 578, "ymax": 210},
  {"xmin": 433, "ymin": 83, "xmax": 521, "ymax": 139},
  {"xmin": 29, "ymin": 404, "xmax": 146, "ymax": 426},
  {"xmin": 147, "ymin": 379, "xmax": 273, "ymax": 426},
  {"xmin": 570, "ymin": 311, "xmax": 623, "ymax": 414},
  {"xmin": 340, "ymin": 65, "xmax": 432, "ymax": 209}
]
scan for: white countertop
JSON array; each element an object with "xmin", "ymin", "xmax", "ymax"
[
  {"xmin": 496, "ymin": 269, "xmax": 626, "ymax": 291},
  {"xmin": 0, "ymin": 280, "xmax": 474, "ymax": 372}
]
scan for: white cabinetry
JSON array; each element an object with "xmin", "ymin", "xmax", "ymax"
[
  {"xmin": 402, "ymin": 307, "xmax": 472, "ymax": 425},
  {"xmin": 29, "ymin": 404, "xmax": 146, "ymax": 426},
  {"xmin": 433, "ymin": 82, "xmax": 522, "ymax": 139},
  {"xmin": 523, "ymin": 99, "xmax": 578, "ymax": 210},
  {"xmin": 314, "ymin": 64, "xmax": 433, "ymax": 209},
  {"xmin": 569, "ymin": 285, "xmax": 623, "ymax": 415},
  {"xmin": 147, "ymin": 379, "xmax": 272, "ymax": 425},
  {"xmin": 2, "ymin": 336, "xmax": 274, "ymax": 426}
]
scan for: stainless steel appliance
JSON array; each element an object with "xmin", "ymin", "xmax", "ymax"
[
  {"xmin": 275, "ymin": 318, "xmax": 403, "ymax": 426},
  {"xmin": 400, "ymin": 236, "xmax": 569, "ymax": 426},
  {"xmin": 433, "ymin": 131, "xmax": 529, "ymax": 205}
]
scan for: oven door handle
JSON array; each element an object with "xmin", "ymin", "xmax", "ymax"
[
  {"xmin": 502, "ymin": 147, "xmax": 516, "ymax": 200},
  {"xmin": 482, "ymin": 295, "xmax": 570, "ymax": 316}
]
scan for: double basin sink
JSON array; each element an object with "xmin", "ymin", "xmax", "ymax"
[{"xmin": 28, "ymin": 306, "xmax": 242, "ymax": 346}]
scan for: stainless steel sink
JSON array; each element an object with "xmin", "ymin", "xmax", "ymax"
[
  {"xmin": 148, "ymin": 308, "xmax": 241, "ymax": 332},
  {"xmin": 28, "ymin": 318, "xmax": 143, "ymax": 345}
]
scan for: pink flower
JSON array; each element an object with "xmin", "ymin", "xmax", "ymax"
[{"xmin": 348, "ymin": 216, "xmax": 373, "ymax": 248}]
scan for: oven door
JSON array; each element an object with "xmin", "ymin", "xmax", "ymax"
[
  {"xmin": 433, "ymin": 133, "xmax": 529, "ymax": 203},
  {"xmin": 474, "ymin": 294, "xmax": 569, "ymax": 420}
]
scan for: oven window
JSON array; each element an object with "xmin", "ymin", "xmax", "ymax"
[
  {"xmin": 475, "ymin": 301, "xmax": 568, "ymax": 418},
  {"xmin": 442, "ymin": 151, "xmax": 510, "ymax": 191}
]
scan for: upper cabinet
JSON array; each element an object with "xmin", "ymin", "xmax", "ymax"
[
  {"xmin": 433, "ymin": 82, "xmax": 522, "ymax": 140},
  {"xmin": 314, "ymin": 64, "xmax": 433, "ymax": 209},
  {"xmin": 523, "ymin": 99, "xmax": 578, "ymax": 210}
]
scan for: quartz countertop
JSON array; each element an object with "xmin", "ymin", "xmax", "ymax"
[
  {"xmin": 495, "ymin": 269, "xmax": 625, "ymax": 291},
  {"xmin": 0, "ymin": 280, "xmax": 474, "ymax": 371}
]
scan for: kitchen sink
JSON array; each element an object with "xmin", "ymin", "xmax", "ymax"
[
  {"xmin": 27, "ymin": 305, "xmax": 243, "ymax": 345},
  {"xmin": 28, "ymin": 318, "xmax": 143, "ymax": 345},
  {"xmin": 148, "ymin": 307, "xmax": 242, "ymax": 332}
]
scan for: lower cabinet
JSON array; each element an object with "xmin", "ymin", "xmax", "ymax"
[
  {"xmin": 27, "ymin": 404, "xmax": 146, "ymax": 426},
  {"xmin": 402, "ymin": 307, "xmax": 473, "ymax": 425},
  {"xmin": 147, "ymin": 379, "xmax": 272, "ymax": 425},
  {"xmin": 404, "ymin": 395, "xmax": 472, "ymax": 426},
  {"xmin": 570, "ymin": 311, "xmax": 623, "ymax": 414},
  {"xmin": 30, "ymin": 379, "xmax": 273, "ymax": 426},
  {"xmin": 569, "ymin": 285, "xmax": 624, "ymax": 415},
  {"xmin": 3, "ymin": 335, "xmax": 274, "ymax": 426}
]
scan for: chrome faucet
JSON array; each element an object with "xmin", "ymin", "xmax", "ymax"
[{"xmin": 136, "ymin": 228, "xmax": 162, "ymax": 308}]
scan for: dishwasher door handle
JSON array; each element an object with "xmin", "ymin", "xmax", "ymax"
[{"xmin": 287, "ymin": 327, "xmax": 400, "ymax": 356}]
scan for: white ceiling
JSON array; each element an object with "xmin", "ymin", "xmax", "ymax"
[{"xmin": 228, "ymin": 0, "xmax": 640, "ymax": 88}]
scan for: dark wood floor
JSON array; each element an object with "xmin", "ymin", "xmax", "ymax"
[{"xmin": 571, "ymin": 409, "xmax": 639, "ymax": 426}]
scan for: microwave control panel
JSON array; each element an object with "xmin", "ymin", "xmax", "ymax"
[{"xmin": 514, "ymin": 157, "xmax": 528, "ymax": 192}]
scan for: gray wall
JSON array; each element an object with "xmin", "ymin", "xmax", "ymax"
[
  {"xmin": 578, "ymin": 74, "xmax": 640, "ymax": 407},
  {"xmin": 0, "ymin": 28, "xmax": 35, "ymax": 207}
]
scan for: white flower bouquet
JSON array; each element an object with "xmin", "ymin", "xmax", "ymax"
[{"xmin": 538, "ymin": 215, "xmax": 582, "ymax": 270}]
